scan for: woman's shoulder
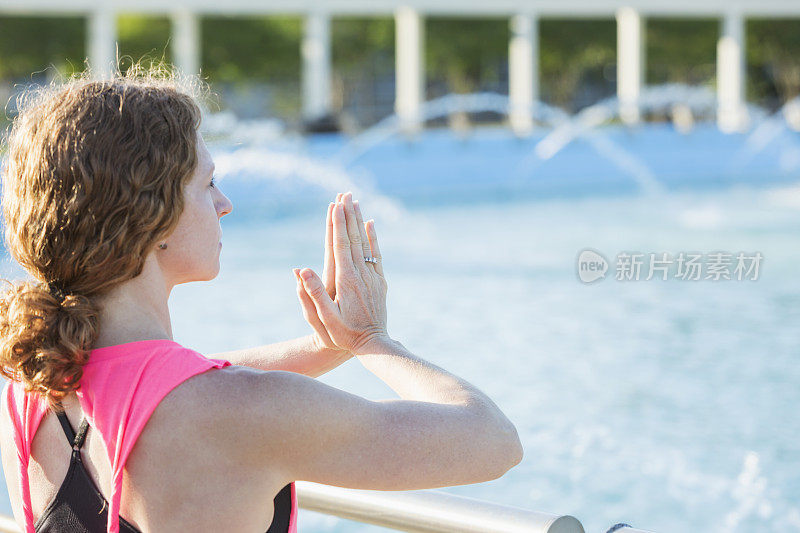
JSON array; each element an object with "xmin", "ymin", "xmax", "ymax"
[
  {"xmin": 152, "ymin": 363, "xmax": 290, "ymax": 441},
  {"xmin": 120, "ymin": 364, "xmax": 293, "ymax": 530},
  {"xmin": 142, "ymin": 364, "xmax": 297, "ymax": 486}
]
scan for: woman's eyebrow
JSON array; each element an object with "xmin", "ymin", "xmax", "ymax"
[{"xmin": 208, "ymin": 164, "xmax": 216, "ymax": 176}]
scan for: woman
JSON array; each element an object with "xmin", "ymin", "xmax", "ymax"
[{"xmin": 0, "ymin": 72, "xmax": 523, "ymax": 533}]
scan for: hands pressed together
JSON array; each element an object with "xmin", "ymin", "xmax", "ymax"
[{"xmin": 292, "ymin": 192, "xmax": 389, "ymax": 357}]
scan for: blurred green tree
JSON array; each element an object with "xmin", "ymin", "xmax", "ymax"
[
  {"xmin": 646, "ymin": 18, "xmax": 717, "ymax": 87},
  {"xmin": 539, "ymin": 18, "xmax": 616, "ymax": 111},
  {"xmin": 1, "ymin": 15, "xmax": 799, "ymax": 120},
  {"xmin": 201, "ymin": 16, "xmax": 301, "ymax": 81},
  {"xmin": 747, "ymin": 18, "xmax": 800, "ymax": 110},
  {"xmin": 331, "ymin": 17, "xmax": 395, "ymax": 125},
  {"xmin": 116, "ymin": 14, "xmax": 172, "ymax": 67},
  {"xmin": 200, "ymin": 16, "xmax": 302, "ymax": 117},
  {"xmin": 0, "ymin": 16, "xmax": 84, "ymax": 80},
  {"xmin": 425, "ymin": 17, "xmax": 508, "ymax": 98}
]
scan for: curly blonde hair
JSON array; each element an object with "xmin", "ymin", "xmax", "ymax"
[{"xmin": 0, "ymin": 66, "xmax": 203, "ymax": 411}]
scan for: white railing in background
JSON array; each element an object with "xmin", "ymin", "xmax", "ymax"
[{"xmin": 4, "ymin": 0, "xmax": 796, "ymax": 134}]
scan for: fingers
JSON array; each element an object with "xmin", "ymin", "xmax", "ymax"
[
  {"xmin": 365, "ymin": 219, "xmax": 384, "ymax": 277},
  {"xmin": 353, "ymin": 200, "xmax": 374, "ymax": 272},
  {"xmin": 322, "ymin": 202, "xmax": 335, "ymax": 299},
  {"xmin": 342, "ymin": 192, "xmax": 370, "ymax": 280},
  {"xmin": 331, "ymin": 202, "xmax": 357, "ymax": 277},
  {"xmin": 293, "ymin": 269, "xmax": 334, "ymax": 345},
  {"xmin": 297, "ymin": 267, "xmax": 339, "ymax": 328}
]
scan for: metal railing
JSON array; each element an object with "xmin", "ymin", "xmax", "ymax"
[
  {"xmin": 0, "ymin": 514, "xmax": 18, "ymax": 533},
  {"xmin": 0, "ymin": 482, "xmax": 659, "ymax": 532},
  {"xmin": 295, "ymin": 481, "xmax": 584, "ymax": 532},
  {"xmin": 0, "ymin": 481, "xmax": 586, "ymax": 532}
]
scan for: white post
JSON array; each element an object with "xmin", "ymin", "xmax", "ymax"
[
  {"xmin": 509, "ymin": 13, "xmax": 538, "ymax": 136},
  {"xmin": 171, "ymin": 10, "xmax": 200, "ymax": 77},
  {"xmin": 88, "ymin": 8, "xmax": 117, "ymax": 79},
  {"xmin": 302, "ymin": 11, "xmax": 332, "ymax": 120},
  {"xmin": 717, "ymin": 10, "xmax": 747, "ymax": 132},
  {"xmin": 395, "ymin": 6, "xmax": 424, "ymax": 134},
  {"xmin": 616, "ymin": 7, "xmax": 645, "ymax": 125}
]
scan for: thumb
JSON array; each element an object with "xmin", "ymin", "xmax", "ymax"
[{"xmin": 299, "ymin": 268, "xmax": 338, "ymax": 323}]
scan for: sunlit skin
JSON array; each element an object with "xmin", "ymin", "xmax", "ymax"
[
  {"xmin": 0, "ymin": 137, "xmax": 387, "ymax": 531},
  {"xmin": 0, "ymin": 164, "xmax": 520, "ymax": 530},
  {"xmin": 90, "ymin": 134, "xmax": 233, "ymax": 349},
  {"xmin": 0, "ymin": 152, "xmax": 392, "ymax": 530}
]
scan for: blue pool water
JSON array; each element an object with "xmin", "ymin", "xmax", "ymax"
[{"xmin": 2, "ymin": 123, "xmax": 800, "ymax": 532}]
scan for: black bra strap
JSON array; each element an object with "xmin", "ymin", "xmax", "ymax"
[
  {"xmin": 73, "ymin": 417, "xmax": 89, "ymax": 450},
  {"xmin": 55, "ymin": 410, "xmax": 76, "ymax": 445},
  {"xmin": 54, "ymin": 402, "xmax": 89, "ymax": 450}
]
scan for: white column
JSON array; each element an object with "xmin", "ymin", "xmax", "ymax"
[
  {"xmin": 509, "ymin": 13, "xmax": 538, "ymax": 136},
  {"xmin": 171, "ymin": 10, "xmax": 200, "ymax": 77},
  {"xmin": 616, "ymin": 7, "xmax": 645, "ymax": 125},
  {"xmin": 302, "ymin": 11, "xmax": 332, "ymax": 120},
  {"xmin": 395, "ymin": 6, "xmax": 424, "ymax": 134},
  {"xmin": 717, "ymin": 11, "xmax": 747, "ymax": 132},
  {"xmin": 88, "ymin": 8, "xmax": 116, "ymax": 79}
]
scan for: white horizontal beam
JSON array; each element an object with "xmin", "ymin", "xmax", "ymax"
[{"xmin": 2, "ymin": 0, "xmax": 800, "ymax": 17}]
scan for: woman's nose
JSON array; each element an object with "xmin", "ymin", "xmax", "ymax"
[{"xmin": 216, "ymin": 191, "xmax": 233, "ymax": 218}]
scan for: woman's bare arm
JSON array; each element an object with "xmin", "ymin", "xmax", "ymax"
[
  {"xmin": 212, "ymin": 193, "xmax": 523, "ymax": 491},
  {"xmin": 209, "ymin": 334, "xmax": 351, "ymax": 378},
  {"xmin": 211, "ymin": 201, "xmax": 354, "ymax": 378},
  {"xmin": 209, "ymin": 360, "xmax": 522, "ymax": 492}
]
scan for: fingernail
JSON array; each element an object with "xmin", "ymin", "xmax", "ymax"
[{"xmin": 300, "ymin": 270, "xmax": 312, "ymax": 281}]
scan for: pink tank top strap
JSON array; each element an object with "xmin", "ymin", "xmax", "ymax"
[
  {"xmin": 4, "ymin": 339, "xmax": 298, "ymax": 533},
  {"xmin": 74, "ymin": 339, "xmax": 232, "ymax": 533},
  {"xmin": 3, "ymin": 380, "xmax": 49, "ymax": 533}
]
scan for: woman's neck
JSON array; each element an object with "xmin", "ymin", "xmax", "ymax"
[{"xmin": 92, "ymin": 256, "xmax": 174, "ymax": 350}]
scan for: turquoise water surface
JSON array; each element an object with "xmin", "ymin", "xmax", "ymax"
[{"xmin": 1, "ymin": 124, "xmax": 799, "ymax": 532}]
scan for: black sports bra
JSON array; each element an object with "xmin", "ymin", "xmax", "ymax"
[{"xmin": 34, "ymin": 409, "xmax": 293, "ymax": 532}]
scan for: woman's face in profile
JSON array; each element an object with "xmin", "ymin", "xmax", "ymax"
[{"xmin": 156, "ymin": 134, "xmax": 233, "ymax": 285}]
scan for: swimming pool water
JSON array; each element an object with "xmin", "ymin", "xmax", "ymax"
[{"xmin": 1, "ymin": 125, "xmax": 799, "ymax": 532}]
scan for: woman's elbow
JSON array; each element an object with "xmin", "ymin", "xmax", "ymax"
[
  {"xmin": 503, "ymin": 425, "xmax": 524, "ymax": 470},
  {"xmin": 487, "ymin": 424, "xmax": 524, "ymax": 480}
]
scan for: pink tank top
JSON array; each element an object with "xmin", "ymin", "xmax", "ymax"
[{"xmin": 3, "ymin": 339, "xmax": 298, "ymax": 533}]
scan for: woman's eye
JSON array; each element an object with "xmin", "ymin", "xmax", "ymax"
[{"xmin": 210, "ymin": 177, "xmax": 217, "ymax": 188}]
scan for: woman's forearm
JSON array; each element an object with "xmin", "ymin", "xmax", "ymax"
[
  {"xmin": 212, "ymin": 334, "xmax": 353, "ymax": 378},
  {"xmin": 354, "ymin": 335, "xmax": 522, "ymax": 459}
]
